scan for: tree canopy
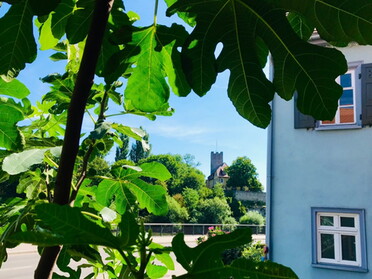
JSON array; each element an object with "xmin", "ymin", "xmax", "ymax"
[
  {"xmin": 226, "ymin": 157, "xmax": 263, "ymax": 192},
  {"xmin": 139, "ymin": 154, "xmax": 205, "ymax": 195}
]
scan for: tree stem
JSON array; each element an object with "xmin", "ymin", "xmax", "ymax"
[{"xmin": 34, "ymin": 0, "xmax": 114, "ymax": 278}]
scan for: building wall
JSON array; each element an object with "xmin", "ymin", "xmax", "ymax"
[{"xmin": 270, "ymin": 45, "xmax": 372, "ymax": 279}]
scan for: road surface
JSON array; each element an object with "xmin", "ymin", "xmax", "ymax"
[{"xmin": 0, "ymin": 234, "xmax": 265, "ymax": 278}]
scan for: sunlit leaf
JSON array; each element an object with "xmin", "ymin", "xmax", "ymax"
[
  {"xmin": 2, "ymin": 147, "xmax": 61, "ymax": 175},
  {"xmin": 38, "ymin": 0, "xmax": 75, "ymax": 50},
  {"xmin": 97, "ymin": 165, "xmax": 168, "ymax": 215},
  {"xmin": 146, "ymin": 263, "xmax": 168, "ymax": 278},
  {"xmin": 149, "ymin": 242, "xmax": 175, "ymax": 270},
  {"xmin": 111, "ymin": 123, "xmax": 145, "ymax": 141},
  {"xmin": 0, "ymin": 78, "xmax": 30, "ymax": 99},
  {"xmin": 138, "ymin": 162, "xmax": 172, "ymax": 181}
]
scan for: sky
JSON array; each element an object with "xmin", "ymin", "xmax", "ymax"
[{"xmin": 7, "ymin": 1, "xmax": 269, "ymax": 188}]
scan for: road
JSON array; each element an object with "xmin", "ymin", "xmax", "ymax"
[
  {"xmin": 0, "ymin": 235, "xmax": 199, "ymax": 279},
  {"xmin": 0, "ymin": 234, "xmax": 265, "ymax": 278}
]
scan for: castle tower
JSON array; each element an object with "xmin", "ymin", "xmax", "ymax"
[{"xmin": 211, "ymin": 151, "xmax": 223, "ymax": 175}]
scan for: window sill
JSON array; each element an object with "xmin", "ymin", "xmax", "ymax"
[
  {"xmin": 312, "ymin": 263, "xmax": 368, "ymax": 273},
  {"xmin": 315, "ymin": 124, "xmax": 362, "ymax": 131}
]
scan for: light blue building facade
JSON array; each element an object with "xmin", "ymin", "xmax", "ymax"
[{"xmin": 267, "ymin": 43, "xmax": 372, "ymax": 279}]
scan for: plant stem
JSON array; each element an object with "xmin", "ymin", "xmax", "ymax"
[
  {"xmin": 69, "ymin": 143, "xmax": 94, "ymax": 204},
  {"xmin": 154, "ymin": 0, "xmax": 159, "ymax": 25},
  {"xmin": 34, "ymin": 0, "xmax": 114, "ymax": 278}
]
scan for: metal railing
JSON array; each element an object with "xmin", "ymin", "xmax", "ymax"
[{"xmin": 144, "ymin": 223, "xmax": 265, "ymax": 236}]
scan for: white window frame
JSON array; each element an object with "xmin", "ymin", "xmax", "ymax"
[
  {"xmin": 312, "ymin": 208, "xmax": 367, "ymax": 272},
  {"xmin": 317, "ymin": 212, "xmax": 361, "ymax": 266}
]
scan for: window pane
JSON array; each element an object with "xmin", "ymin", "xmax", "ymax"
[
  {"xmin": 340, "ymin": 89, "xmax": 354, "ymax": 105},
  {"xmin": 320, "ymin": 216, "xmax": 334, "ymax": 226},
  {"xmin": 340, "ymin": 73, "xmax": 352, "ymax": 87},
  {"xmin": 340, "ymin": 107, "xmax": 355, "ymax": 123},
  {"xmin": 341, "ymin": 217, "xmax": 355, "ymax": 227},
  {"xmin": 342, "ymin": 235, "xmax": 356, "ymax": 261},
  {"xmin": 321, "ymin": 234, "xmax": 335, "ymax": 259}
]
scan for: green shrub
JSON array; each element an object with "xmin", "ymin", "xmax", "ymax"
[
  {"xmin": 242, "ymin": 241, "xmax": 265, "ymax": 262},
  {"xmin": 239, "ymin": 211, "xmax": 265, "ymax": 225}
]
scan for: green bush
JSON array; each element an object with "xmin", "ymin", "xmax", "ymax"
[
  {"xmin": 242, "ymin": 241, "xmax": 265, "ymax": 262},
  {"xmin": 239, "ymin": 211, "xmax": 265, "ymax": 225}
]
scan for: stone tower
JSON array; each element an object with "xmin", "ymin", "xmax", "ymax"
[{"xmin": 210, "ymin": 151, "xmax": 223, "ymax": 175}]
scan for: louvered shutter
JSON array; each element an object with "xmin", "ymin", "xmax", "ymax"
[
  {"xmin": 294, "ymin": 93, "xmax": 315, "ymax": 129},
  {"xmin": 362, "ymin": 63, "xmax": 372, "ymax": 126}
]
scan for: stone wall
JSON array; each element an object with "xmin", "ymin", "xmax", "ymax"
[{"xmin": 234, "ymin": 191, "xmax": 266, "ymax": 202}]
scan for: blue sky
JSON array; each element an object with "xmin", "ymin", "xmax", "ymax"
[{"xmin": 11, "ymin": 1, "xmax": 268, "ymax": 187}]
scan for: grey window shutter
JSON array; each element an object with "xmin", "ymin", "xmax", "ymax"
[
  {"xmin": 362, "ymin": 63, "xmax": 372, "ymax": 126},
  {"xmin": 294, "ymin": 93, "xmax": 315, "ymax": 129}
]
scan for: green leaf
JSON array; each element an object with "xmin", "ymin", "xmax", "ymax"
[
  {"xmin": 96, "ymin": 179, "xmax": 134, "ymax": 215},
  {"xmin": 9, "ymin": 204, "xmax": 121, "ymax": 249},
  {"xmin": 111, "ymin": 123, "xmax": 145, "ymax": 141},
  {"xmin": 0, "ymin": 78, "xmax": 30, "ymax": 99},
  {"xmin": 164, "ymin": 0, "xmax": 196, "ymax": 27},
  {"xmin": 138, "ymin": 162, "xmax": 172, "ymax": 181},
  {"xmin": 124, "ymin": 26, "xmax": 170, "ymax": 112},
  {"xmin": 25, "ymin": 137, "xmax": 63, "ymax": 148},
  {"xmin": 0, "ymin": 101, "xmax": 24, "ymax": 150},
  {"xmin": 126, "ymin": 179, "xmax": 167, "ymax": 215},
  {"xmin": 38, "ymin": 0, "xmax": 75, "ymax": 50},
  {"xmin": 29, "ymin": 0, "xmax": 60, "ymax": 16},
  {"xmin": 287, "ymin": 13, "xmax": 313, "ymax": 41},
  {"xmin": 149, "ymin": 242, "xmax": 175, "ymax": 270},
  {"xmin": 168, "ymin": 0, "xmax": 347, "ymax": 127},
  {"xmin": 225, "ymin": 258, "xmax": 298, "ymax": 279},
  {"xmin": 155, "ymin": 24, "xmax": 191, "ymax": 97},
  {"xmin": 114, "ymin": 24, "xmax": 190, "ymax": 112},
  {"xmin": 53, "ymin": 246, "xmax": 82, "ymax": 279},
  {"xmin": 49, "ymin": 52, "xmax": 68, "ymax": 61},
  {"xmin": 17, "ymin": 169, "xmax": 47, "ymax": 199},
  {"xmin": 146, "ymin": 263, "xmax": 168, "ymax": 278},
  {"xmin": 66, "ymin": 0, "xmax": 95, "ymax": 44},
  {"xmin": 118, "ymin": 211, "xmax": 138, "ymax": 248},
  {"xmin": 172, "ymin": 229, "xmax": 252, "ymax": 272},
  {"xmin": 2, "ymin": 147, "xmax": 62, "ymax": 175},
  {"xmin": 42, "ymin": 73, "xmax": 74, "ymax": 114},
  {"xmin": 90, "ymin": 121, "xmax": 112, "ymax": 140},
  {"xmin": 97, "ymin": 168, "xmax": 168, "ymax": 215},
  {"xmin": 0, "ymin": 1, "xmax": 37, "ymax": 79},
  {"xmin": 272, "ymin": 0, "xmax": 372, "ymax": 45}
]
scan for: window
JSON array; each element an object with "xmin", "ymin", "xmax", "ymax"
[
  {"xmin": 320, "ymin": 69, "xmax": 358, "ymax": 126},
  {"xmin": 294, "ymin": 63, "xmax": 372, "ymax": 129},
  {"xmin": 312, "ymin": 208, "xmax": 367, "ymax": 272}
]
